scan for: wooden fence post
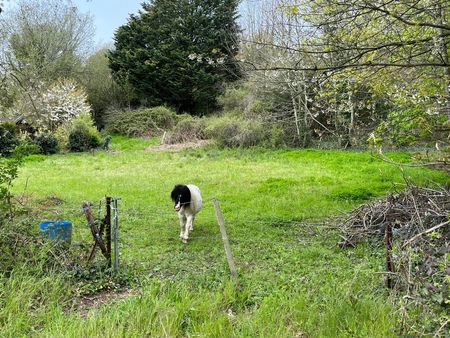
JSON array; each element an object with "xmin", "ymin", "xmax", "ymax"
[
  {"xmin": 82, "ymin": 202, "xmax": 108, "ymax": 262},
  {"xmin": 213, "ymin": 198, "xmax": 239, "ymax": 286},
  {"xmin": 385, "ymin": 223, "xmax": 394, "ymax": 289}
]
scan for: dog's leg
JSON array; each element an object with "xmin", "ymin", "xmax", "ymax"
[
  {"xmin": 179, "ymin": 213, "xmax": 187, "ymax": 241},
  {"xmin": 183, "ymin": 215, "xmax": 193, "ymax": 243},
  {"xmin": 189, "ymin": 215, "xmax": 195, "ymax": 231}
]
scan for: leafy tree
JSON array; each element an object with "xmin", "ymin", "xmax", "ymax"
[
  {"xmin": 238, "ymin": 0, "xmax": 449, "ymax": 157},
  {"xmin": 108, "ymin": 0, "xmax": 241, "ymax": 115},
  {"xmin": 18, "ymin": 78, "xmax": 91, "ymax": 132},
  {"xmin": 0, "ymin": 0, "xmax": 94, "ymax": 122},
  {"xmin": 81, "ymin": 47, "xmax": 136, "ymax": 128},
  {"xmin": 0, "ymin": 123, "xmax": 19, "ymax": 157},
  {"xmin": 242, "ymin": 0, "xmax": 449, "ymax": 116}
]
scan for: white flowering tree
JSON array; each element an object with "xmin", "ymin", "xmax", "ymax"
[
  {"xmin": 41, "ymin": 79, "xmax": 91, "ymax": 131},
  {"xmin": 20, "ymin": 79, "xmax": 91, "ymax": 132}
]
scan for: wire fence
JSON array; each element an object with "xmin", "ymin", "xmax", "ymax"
[{"xmin": 21, "ymin": 194, "xmax": 399, "ymax": 290}]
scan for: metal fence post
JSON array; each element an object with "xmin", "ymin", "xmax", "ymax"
[{"xmin": 113, "ymin": 197, "xmax": 121, "ymax": 273}]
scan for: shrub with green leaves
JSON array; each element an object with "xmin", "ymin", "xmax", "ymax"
[
  {"xmin": 0, "ymin": 156, "xmax": 21, "ymax": 219},
  {"xmin": 164, "ymin": 115, "xmax": 207, "ymax": 144},
  {"xmin": 67, "ymin": 113, "xmax": 100, "ymax": 152},
  {"xmin": 217, "ymin": 84, "xmax": 252, "ymax": 115},
  {"xmin": 35, "ymin": 133, "xmax": 59, "ymax": 155},
  {"xmin": 105, "ymin": 106, "xmax": 178, "ymax": 137},
  {"xmin": 374, "ymin": 108, "xmax": 447, "ymax": 147},
  {"xmin": 205, "ymin": 115, "xmax": 284, "ymax": 148},
  {"xmin": 13, "ymin": 139, "xmax": 41, "ymax": 157},
  {"xmin": 0, "ymin": 123, "xmax": 20, "ymax": 157},
  {"xmin": 68, "ymin": 125, "xmax": 100, "ymax": 152}
]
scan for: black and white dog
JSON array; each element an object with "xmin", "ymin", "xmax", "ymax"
[{"xmin": 170, "ymin": 184, "xmax": 202, "ymax": 243}]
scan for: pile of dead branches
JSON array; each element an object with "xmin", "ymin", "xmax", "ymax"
[
  {"xmin": 338, "ymin": 184, "xmax": 449, "ymax": 334},
  {"xmin": 339, "ymin": 185, "xmax": 449, "ymax": 246}
]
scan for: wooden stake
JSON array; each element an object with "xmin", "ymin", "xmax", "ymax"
[
  {"xmin": 213, "ymin": 198, "xmax": 239, "ymax": 286},
  {"xmin": 82, "ymin": 202, "xmax": 108, "ymax": 262}
]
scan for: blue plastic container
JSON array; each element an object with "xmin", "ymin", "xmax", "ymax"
[{"xmin": 39, "ymin": 221, "xmax": 72, "ymax": 244}]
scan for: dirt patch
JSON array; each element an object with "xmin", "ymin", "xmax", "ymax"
[
  {"xmin": 75, "ymin": 288, "xmax": 135, "ymax": 317},
  {"xmin": 146, "ymin": 140, "xmax": 212, "ymax": 152}
]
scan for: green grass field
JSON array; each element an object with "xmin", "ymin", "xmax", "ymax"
[{"xmin": 3, "ymin": 137, "xmax": 448, "ymax": 337}]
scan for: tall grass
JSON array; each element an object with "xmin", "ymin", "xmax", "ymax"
[{"xmin": 4, "ymin": 136, "xmax": 447, "ymax": 337}]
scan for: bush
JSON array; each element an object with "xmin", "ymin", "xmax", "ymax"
[
  {"xmin": 205, "ymin": 115, "xmax": 283, "ymax": 148},
  {"xmin": 0, "ymin": 123, "xmax": 19, "ymax": 157},
  {"xmin": 0, "ymin": 157, "xmax": 21, "ymax": 219},
  {"xmin": 217, "ymin": 84, "xmax": 252, "ymax": 115},
  {"xmin": 373, "ymin": 108, "xmax": 447, "ymax": 147},
  {"xmin": 104, "ymin": 106, "xmax": 178, "ymax": 137},
  {"xmin": 68, "ymin": 125, "xmax": 100, "ymax": 152},
  {"xmin": 164, "ymin": 115, "xmax": 207, "ymax": 144},
  {"xmin": 13, "ymin": 139, "xmax": 41, "ymax": 157},
  {"xmin": 67, "ymin": 113, "xmax": 100, "ymax": 152},
  {"xmin": 35, "ymin": 133, "xmax": 59, "ymax": 155}
]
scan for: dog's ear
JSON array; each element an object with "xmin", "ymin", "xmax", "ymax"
[{"xmin": 170, "ymin": 186, "xmax": 177, "ymax": 201}]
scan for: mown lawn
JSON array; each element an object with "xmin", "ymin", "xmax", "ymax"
[{"xmin": 3, "ymin": 137, "xmax": 448, "ymax": 337}]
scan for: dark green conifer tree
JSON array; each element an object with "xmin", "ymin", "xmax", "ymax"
[{"xmin": 108, "ymin": 0, "xmax": 241, "ymax": 115}]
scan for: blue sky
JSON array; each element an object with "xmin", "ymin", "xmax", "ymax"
[
  {"xmin": 73, "ymin": 0, "xmax": 250, "ymax": 46},
  {"xmin": 73, "ymin": 0, "xmax": 143, "ymax": 45},
  {"xmin": 2, "ymin": 0, "xmax": 249, "ymax": 47}
]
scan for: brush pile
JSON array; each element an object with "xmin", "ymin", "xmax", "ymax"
[
  {"xmin": 338, "ymin": 184, "xmax": 449, "ymax": 333},
  {"xmin": 338, "ymin": 185, "xmax": 449, "ymax": 246}
]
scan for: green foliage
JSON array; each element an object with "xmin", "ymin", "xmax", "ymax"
[
  {"xmin": 67, "ymin": 113, "xmax": 100, "ymax": 152},
  {"xmin": 81, "ymin": 48, "xmax": 134, "ymax": 128},
  {"xmin": 0, "ymin": 123, "xmax": 19, "ymax": 157},
  {"xmin": 68, "ymin": 126, "xmax": 99, "ymax": 152},
  {"xmin": 164, "ymin": 115, "xmax": 207, "ymax": 144},
  {"xmin": 12, "ymin": 139, "xmax": 41, "ymax": 157},
  {"xmin": 205, "ymin": 115, "xmax": 284, "ymax": 148},
  {"xmin": 0, "ymin": 218, "xmax": 42, "ymax": 274},
  {"xmin": 5, "ymin": 140, "xmax": 449, "ymax": 336},
  {"xmin": 217, "ymin": 84, "xmax": 252, "ymax": 115},
  {"xmin": 108, "ymin": 0, "xmax": 241, "ymax": 114},
  {"xmin": 374, "ymin": 108, "xmax": 448, "ymax": 147},
  {"xmin": 105, "ymin": 106, "xmax": 178, "ymax": 137},
  {"xmin": 0, "ymin": 156, "xmax": 20, "ymax": 218},
  {"xmin": 35, "ymin": 133, "xmax": 59, "ymax": 155}
]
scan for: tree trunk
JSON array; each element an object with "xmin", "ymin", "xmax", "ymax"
[
  {"xmin": 290, "ymin": 90, "xmax": 301, "ymax": 142},
  {"xmin": 348, "ymin": 90, "xmax": 354, "ymax": 142},
  {"xmin": 437, "ymin": 3, "xmax": 450, "ymax": 118}
]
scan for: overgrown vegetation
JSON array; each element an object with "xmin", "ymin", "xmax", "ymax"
[
  {"xmin": 0, "ymin": 137, "xmax": 447, "ymax": 336},
  {"xmin": 340, "ymin": 185, "xmax": 449, "ymax": 334},
  {"xmin": 35, "ymin": 133, "xmax": 59, "ymax": 155},
  {"xmin": 104, "ymin": 106, "xmax": 178, "ymax": 137},
  {"xmin": 0, "ymin": 0, "xmax": 449, "ymax": 336},
  {"xmin": 0, "ymin": 123, "xmax": 19, "ymax": 156}
]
